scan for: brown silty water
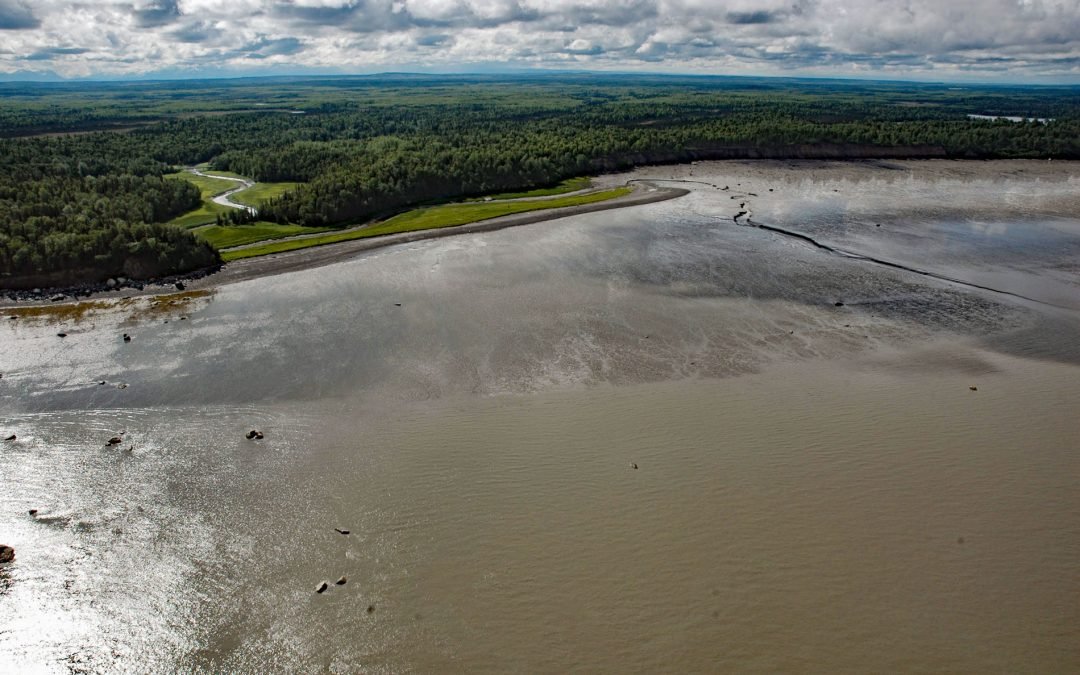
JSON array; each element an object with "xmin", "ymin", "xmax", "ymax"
[{"xmin": 1, "ymin": 160, "xmax": 1078, "ymax": 672}]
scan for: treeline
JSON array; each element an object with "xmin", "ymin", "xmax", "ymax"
[
  {"xmin": 230, "ymin": 114, "xmax": 1079, "ymax": 227},
  {"xmin": 0, "ymin": 74, "xmax": 1077, "ymax": 288},
  {"xmin": 0, "ymin": 174, "xmax": 218, "ymax": 289}
]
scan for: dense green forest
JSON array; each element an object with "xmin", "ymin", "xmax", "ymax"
[{"xmin": 1, "ymin": 73, "xmax": 1078, "ymax": 290}]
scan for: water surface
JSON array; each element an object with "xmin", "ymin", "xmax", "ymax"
[{"xmin": 2, "ymin": 160, "xmax": 1079, "ymax": 672}]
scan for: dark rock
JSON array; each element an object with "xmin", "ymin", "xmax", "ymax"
[
  {"xmin": 834, "ymin": 302, "xmax": 844, "ymax": 307},
  {"xmin": 123, "ymin": 334, "xmax": 131, "ymax": 343},
  {"xmin": 245, "ymin": 430, "xmax": 260, "ymax": 440},
  {"xmin": 315, "ymin": 581, "xmax": 328, "ymax": 594},
  {"xmin": 335, "ymin": 528, "xmax": 350, "ymax": 535},
  {"xmin": 57, "ymin": 333, "xmax": 67, "ymax": 338},
  {"xmin": 175, "ymin": 282, "xmax": 185, "ymax": 291},
  {"xmin": 394, "ymin": 303, "xmax": 402, "ymax": 307},
  {"xmin": 336, "ymin": 576, "xmax": 347, "ymax": 585},
  {"xmin": 51, "ymin": 295, "xmax": 65, "ymax": 302},
  {"xmin": 28, "ymin": 509, "xmax": 37, "ymax": 516},
  {"xmin": 107, "ymin": 437, "xmax": 123, "ymax": 446},
  {"xmin": 367, "ymin": 605, "xmax": 375, "ymax": 613},
  {"xmin": 631, "ymin": 462, "xmax": 638, "ymax": 470},
  {"xmin": 969, "ymin": 385, "xmax": 978, "ymax": 391},
  {"xmin": 3, "ymin": 434, "xmax": 14, "ymax": 441},
  {"xmin": 0, "ymin": 545, "xmax": 14, "ymax": 563}
]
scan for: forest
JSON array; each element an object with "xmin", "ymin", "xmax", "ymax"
[{"xmin": 1, "ymin": 73, "xmax": 1078, "ymax": 290}]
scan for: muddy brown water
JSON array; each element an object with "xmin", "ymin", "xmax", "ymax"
[{"xmin": 1, "ymin": 161, "xmax": 1078, "ymax": 672}]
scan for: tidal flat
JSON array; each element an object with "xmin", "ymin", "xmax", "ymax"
[{"xmin": 1, "ymin": 160, "xmax": 1078, "ymax": 672}]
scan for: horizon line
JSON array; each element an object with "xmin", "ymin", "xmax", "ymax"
[{"xmin": 1, "ymin": 68, "xmax": 1079, "ymax": 88}]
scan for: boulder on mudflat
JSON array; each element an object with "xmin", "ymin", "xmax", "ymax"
[
  {"xmin": 245, "ymin": 430, "xmax": 264, "ymax": 440},
  {"xmin": 336, "ymin": 576, "xmax": 347, "ymax": 585},
  {"xmin": 0, "ymin": 545, "xmax": 14, "ymax": 563},
  {"xmin": 3, "ymin": 434, "xmax": 15, "ymax": 441},
  {"xmin": 107, "ymin": 436, "xmax": 123, "ymax": 446},
  {"xmin": 315, "ymin": 581, "xmax": 328, "ymax": 594}
]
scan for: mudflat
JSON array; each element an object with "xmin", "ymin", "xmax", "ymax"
[{"xmin": 1, "ymin": 160, "xmax": 1078, "ymax": 672}]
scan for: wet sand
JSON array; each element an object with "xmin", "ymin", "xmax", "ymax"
[
  {"xmin": 1, "ymin": 160, "xmax": 1078, "ymax": 672},
  {"xmin": 0, "ymin": 182, "xmax": 687, "ymax": 308}
]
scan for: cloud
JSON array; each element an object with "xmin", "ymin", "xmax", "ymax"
[
  {"xmin": 170, "ymin": 20, "xmax": 222, "ymax": 43},
  {"xmin": 22, "ymin": 46, "xmax": 89, "ymax": 61},
  {"xmin": 237, "ymin": 35, "xmax": 306, "ymax": 58},
  {"xmin": 726, "ymin": 11, "xmax": 777, "ymax": 25},
  {"xmin": 133, "ymin": 0, "xmax": 182, "ymax": 28},
  {"xmin": 0, "ymin": 0, "xmax": 39, "ymax": 29},
  {"xmin": 0, "ymin": 0, "xmax": 1076, "ymax": 80}
]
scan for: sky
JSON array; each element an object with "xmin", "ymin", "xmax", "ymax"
[{"xmin": 0, "ymin": 0, "xmax": 1077, "ymax": 82}]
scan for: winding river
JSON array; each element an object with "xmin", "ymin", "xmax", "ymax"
[{"xmin": 189, "ymin": 167, "xmax": 257, "ymax": 214}]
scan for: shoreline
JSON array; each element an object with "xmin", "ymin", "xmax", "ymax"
[
  {"xmin": 4, "ymin": 156, "xmax": 1076, "ymax": 309},
  {"xmin": 0, "ymin": 181, "xmax": 687, "ymax": 308}
]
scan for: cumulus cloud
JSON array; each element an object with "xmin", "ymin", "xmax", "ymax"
[
  {"xmin": 0, "ymin": 0, "xmax": 1077, "ymax": 80},
  {"xmin": 0, "ymin": 0, "xmax": 39, "ymax": 29},
  {"xmin": 133, "ymin": 0, "xmax": 183, "ymax": 28}
]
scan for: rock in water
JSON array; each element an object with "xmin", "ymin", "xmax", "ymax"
[
  {"xmin": 315, "ymin": 581, "xmax": 328, "ymax": 594},
  {"xmin": 0, "ymin": 545, "xmax": 14, "ymax": 563},
  {"xmin": 336, "ymin": 576, "xmax": 347, "ymax": 585}
]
